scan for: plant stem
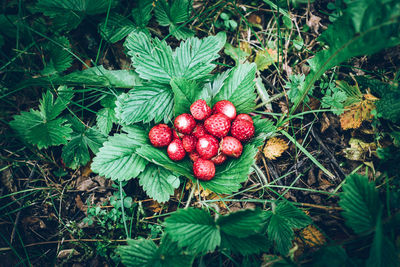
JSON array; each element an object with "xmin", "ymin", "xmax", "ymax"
[
  {"xmin": 119, "ymin": 182, "xmax": 129, "ymax": 238},
  {"xmin": 185, "ymin": 182, "xmax": 196, "ymax": 209}
]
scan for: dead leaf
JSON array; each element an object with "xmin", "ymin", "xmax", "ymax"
[
  {"xmin": 343, "ymin": 138, "xmax": 376, "ymax": 161},
  {"xmin": 254, "ymin": 48, "xmax": 278, "ymax": 71},
  {"xmin": 75, "ymin": 195, "xmax": 87, "ymax": 212},
  {"xmin": 320, "ymin": 113, "xmax": 331, "ymax": 133},
  {"xmin": 300, "ymin": 225, "xmax": 326, "ymax": 247},
  {"xmin": 340, "ymin": 93, "xmax": 378, "ymax": 130},
  {"xmin": 263, "ymin": 137, "xmax": 289, "ymax": 160},
  {"xmin": 248, "ymin": 13, "xmax": 262, "ymax": 25},
  {"xmin": 75, "ymin": 176, "xmax": 97, "ymax": 191},
  {"xmin": 239, "ymin": 42, "xmax": 252, "ymax": 55},
  {"xmin": 144, "ymin": 200, "xmax": 162, "ymax": 213},
  {"xmin": 307, "ymin": 14, "xmax": 322, "ymax": 34},
  {"xmin": 58, "ymin": 249, "xmax": 79, "ymax": 259}
]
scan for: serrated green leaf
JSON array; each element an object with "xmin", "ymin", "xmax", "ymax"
[
  {"xmin": 125, "ymin": 31, "xmax": 175, "ymax": 83},
  {"xmin": 275, "ymin": 201, "xmax": 312, "ymax": 229},
  {"xmin": 213, "ymin": 62, "xmax": 257, "ymax": 114},
  {"xmin": 42, "ymin": 36, "xmax": 73, "ymax": 74},
  {"xmin": 202, "ymin": 70, "xmax": 231, "ymax": 101},
  {"xmin": 164, "ymin": 208, "xmax": 220, "ymax": 254},
  {"xmin": 9, "ymin": 89, "xmax": 73, "ymax": 149},
  {"xmin": 217, "ymin": 209, "xmax": 265, "ymax": 238},
  {"xmin": 115, "ymin": 83, "xmax": 174, "ymax": 124},
  {"xmin": 169, "ymin": 24, "xmax": 194, "ymax": 40},
  {"xmin": 220, "ymin": 232, "xmax": 270, "ymax": 256},
  {"xmin": 250, "ymin": 116, "xmax": 277, "ymax": 147},
  {"xmin": 91, "ymin": 133, "xmax": 148, "ymax": 181},
  {"xmin": 266, "ymin": 211, "xmax": 294, "ymax": 255},
  {"xmin": 117, "ymin": 238, "xmax": 158, "ymax": 267},
  {"xmin": 339, "ymin": 174, "xmax": 381, "ymax": 235},
  {"xmin": 170, "ymin": 78, "xmax": 204, "ymax": 116},
  {"xmin": 96, "ymin": 107, "xmax": 116, "ymax": 135},
  {"xmin": 224, "ymin": 43, "xmax": 250, "ymax": 66},
  {"xmin": 174, "ymin": 32, "xmax": 226, "ymax": 81},
  {"xmin": 131, "ymin": 0, "xmax": 153, "ymax": 27},
  {"xmin": 121, "ymin": 124, "xmax": 148, "ymax": 143},
  {"xmin": 200, "ymin": 144, "xmax": 258, "ymax": 194},
  {"xmin": 138, "ymin": 164, "xmax": 180, "ymax": 203},
  {"xmin": 376, "ymin": 89, "xmax": 400, "ymax": 123},
  {"xmin": 136, "ymin": 145, "xmax": 193, "ymax": 179},
  {"xmin": 154, "ymin": 0, "xmax": 192, "ymax": 26},
  {"xmin": 117, "ymin": 235, "xmax": 194, "ymax": 267},
  {"xmin": 36, "ymin": 0, "xmax": 117, "ymax": 31},
  {"xmin": 99, "ymin": 13, "xmax": 137, "ymax": 43}
]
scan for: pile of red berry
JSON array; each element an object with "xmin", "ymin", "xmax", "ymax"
[{"xmin": 148, "ymin": 100, "xmax": 255, "ymax": 181}]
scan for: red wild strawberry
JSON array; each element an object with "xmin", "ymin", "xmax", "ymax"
[
  {"xmin": 221, "ymin": 136, "xmax": 243, "ymax": 158},
  {"xmin": 231, "ymin": 119, "xmax": 255, "ymax": 142},
  {"xmin": 190, "ymin": 99, "xmax": 211, "ymax": 120},
  {"xmin": 212, "ymin": 100, "xmax": 236, "ymax": 120},
  {"xmin": 204, "ymin": 113, "xmax": 231, "ymax": 138},
  {"xmin": 167, "ymin": 139, "xmax": 186, "ymax": 161},
  {"xmin": 182, "ymin": 135, "xmax": 197, "ymax": 153},
  {"xmin": 236, "ymin": 114, "xmax": 253, "ymax": 124},
  {"xmin": 189, "ymin": 151, "xmax": 200, "ymax": 162},
  {"xmin": 174, "ymin": 113, "xmax": 196, "ymax": 135},
  {"xmin": 193, "ymin": 158, "xmax": 215, "ymax": 181},
  {"xmin": 172, "ymin": 129, "xmax": 184, "ymax": 140},
  {"xmin": 192, "ymin": 123, "xmax": 208, "ymax": 139},
  {"xmin": 211, "ymin": 153, "xmax": 227, "ymax": 165},
  {"xmin": 196, "ymin": 135, "xmax": 219, "ymax": 159},
  {"xmin": 149, "ymin": 124, "xmax": 172, "ymax": 147}
]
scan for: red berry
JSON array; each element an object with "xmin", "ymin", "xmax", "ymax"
[
  {"xmin": 231, "ymin": 119, "xmax": 255, "ymax": 142},
  {"xmin": 189, "ymin": 151, "xmax": 200, "ymax": 162},
  {"xmin": 167, "ymin": 139, "xmax": 186, "ymax": 161},
  {"xmin": 212, "ymin": 100, "xmax": 236, "ymax": 120},
  {"xmin": 174, "ymin": 113, "xmax": 196, "ymax": 135},
  {"xmin": 196, "ymin": 135, "xmax": 219, "ymax": 159},
  {"xmin": 173, "ymin": 129, "xmax": 184, "ymax": 140},
  {"xmin": 236, "ymin": 114, "xmax": 253, "ymax": 124},
  {"xmin": 192, "ymin": 123, "xmax": 208, "ymax": 139},
  {"xmin": 149, "ymin": 124, "xmax": 172, "ymax": 147},
  {"xmin": 190, "ymin": 99, "xmax": 211, "ymax": 120},
  {"xmin": 204, "ymin": 113, "xmax": 231, "ymax": 138},
  {"xmin": 193, "ymin": 158, "xmax": 215, "ymax": 181},
  {"xmin": 211, "ymin": 153, "xmax": 227, "ymax": 165},
  {"xmin": 182, "ymin": 135, "xmax": 197, "ymax": 153},
  {"xmin": 221, "ymin": 136, "xmax": 243, "ymax": 158}
]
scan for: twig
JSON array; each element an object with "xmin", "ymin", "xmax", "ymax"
[{"xmin": 185, "ymin": 182, "xmax": 197, "ymax": 209}]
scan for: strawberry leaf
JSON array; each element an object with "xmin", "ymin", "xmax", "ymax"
[
  {"xmin": 212, "ymin": 62, "xmax": 257, "ymax": 114},
  {"xmin": 164, "ymin": 208, "xmax": 221, "ymax": 254},
  {"xmin": 217, "ymin": 209, "xmax": 265, "ymax": 238},
  {"xmin": 220, "ymin": 233, "xmax": 270, "ymax": 256},
  {"xmin": 135, "ymin": 145, "xmax": 193, "ymax": 179},
  {"xmin": 200, "ymin": 144, "xmax": 258, "ymax": 194},
  {"xmin": 170, "ymin": 78, "xmax": 205, "ymax": 116},
  {"xmin": 91, "ymin": 133, "xmax": 148, "ymax": 181},
  {"xmin": 115, "ymin": 83, "xmax": 174, "ymax": 124},
  {"xmin": 138, "ymin": 164, "xmax": 180, "ymax": 203}
]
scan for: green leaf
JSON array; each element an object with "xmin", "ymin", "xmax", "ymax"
[
  {"xmin": 285, "ymin": 74, "xmax": 312, "ymax": 104},
  {"xmin": 115, "ymin": 83, "xmax": 174, "ymax": 124},
  {"xmin": 164, "ymin": 208, "xmax": 221, "ymax": 254},
  {"xmin": 117, "ymin": 238, "xmax": 158, "ymax": 267},
  {"xmin": 9, "ymin": 89, "xmax": 73, "ymax": 149},
  {"xmin": 42, "ymin": 36, "xmax": 73, "ymax": 74},
  {"xmin": 154, "ymin": 0, "xmax": 192, "ymax": 26},
  {"xmin": 220, "ymin": 232, "xmax": 270, "ymax": 256},
  {"xmin": 91, "ymin": 133, "xmax": 148, "ymax": 181},
  {"xmin": 275, "ymin": 201, "xmax": 312, "ymax": 229},
  {"xmin": 266, "ymin": 211, "xmax": 294, "ymax": 255},
  {"xmin": 136, "ymin": 145, "xmax": 193, "ymax": 179},
  {"xmin": 202, "ymin": 70, "xmax": 231, "ymax": 101},
  {"xmin": 131, "ymin": 0, "xmax": 153, "ymax": 28},
  {"xmin": 99, "ymin": 13, "xmax": 137, "ymax": 43},
  {"xmin": 96, "ymin": 107, "xmax": 116, "ymax": 135},
  {"xmin": 250, "ymin": 116, "xmax": 277, "ymax": 147},
  {"xmin": 125, "ymin": 31, "xmax": 175, "ymax": 83},
  {"xmin": 174, "ymin": 32, "xmax": 226, "ymax": 81},
  {"xmin": 321, "ymin": 85, "xmax": 347, "ymax": 115},
  {"xmin": 312, "ymin": 246, "xmax": 350, "ymax": 267},
  {"xmin": 224, "ymin": 43, "xmax": 249, "ymax": 65},
  {"xmin": 200, "ymin": 144, "xmax": 258, "ymax": 194},
  {"xmin": 170, "ymin": 78, "xmax": 204, "ymax": 116},
  {"xmin": 213, "ymin": 62, "xmax": 257, "ymax": 114},
  {"xmin": 36, "ymin": 0, "xmax": 117, "ymax": 31},
  {"xmin": 339, "ymin": 174, "xmax": 381, "ymax": 235},
  {"xmin": 169, "ymin": 24, "xmax": 194, "ymax": 40},
  {"xmin": 62, "ymin": 117, "xmax": 106, "ymax": 169},
  {"xmin": 217, "ymin": 209, "xmax": 265, "ymax": 238},
  {"xmin": 376, "ymin": 88, "xmax": 400, "ymax": 123},
  {"xmin": 117, "ymin": 235, "xmax": 194, "ymax": 267},
  {"xmin": 294, "ymin": 0, "xmax": 400, "ymax": 112},
  {"xmin": 138, "ymin": 164, "xmax": 180, "ymax": 203},
  {"xmin": 366, "ymin": 212, "xmax": 398, "ymax": 267}
]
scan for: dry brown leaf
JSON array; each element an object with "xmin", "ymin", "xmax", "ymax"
[
  {"xmin": 248, "ymin": 13, "xmax": 262, "ymax": 25},
  {"xmin": 340, "ymin": 93, "xmax": 378, "ymax": 130},
  {"xmin": 144, "ymin": 200, "xmax": 162, "ymax": 213},
  {"xmin": 300, "ymin": 225, "xmax": 326, "ymax": 247},
  {"xmin": 263, "ymin": 137, "xmax": 288, "ymax": 160},
  {"xmin": 307, "ymin": 14, "xmax": 322, "ymax": 33},
  {"xmin": 343, "ymin": 138, "xmax": 376, "ymax": 161},
  {"xmin": 75, "ymin": 195, "xmax": 87, "ymax": 212}
]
